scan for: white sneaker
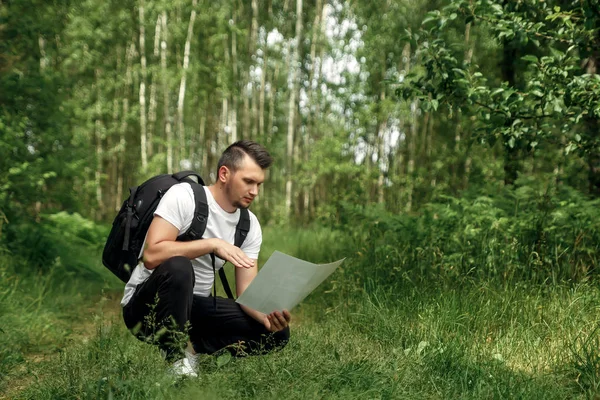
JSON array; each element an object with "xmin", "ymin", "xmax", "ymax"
[{"xmin": 170, "ymin": 356, "xmax": 198, "ymax": 378}]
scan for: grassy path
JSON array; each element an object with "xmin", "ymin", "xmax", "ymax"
[
  {"xmin": 1, "ymin": 292, "xmax": 123, "ymax": 399},
  {"xmin": 4, "ymin": 281, "xmax": 600, "ymax": 399}
]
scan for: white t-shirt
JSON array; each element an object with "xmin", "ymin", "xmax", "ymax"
[{"xmin": 120, "ymin": 183, "xmax": 262, "ymax": 307}]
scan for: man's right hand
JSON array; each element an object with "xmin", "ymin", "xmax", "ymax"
[{"xmin": 210, "ymin": 238, "xmax": 254, "ymax": 269}]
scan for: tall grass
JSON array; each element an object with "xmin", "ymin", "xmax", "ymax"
[
  {"xmin": 4, "ymin": 200, "xmax": 600, "ymax": 399},
  {"xmin": 13, "ymin": 276, "xmax": 600, "ymax": 399},
  {"xmin": 0, "ymin": 212, "xmax": 120, "ymax": 395}
]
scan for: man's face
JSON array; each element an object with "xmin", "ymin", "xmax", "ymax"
[{"xmin": 223, "ymin": 155, "xmax": 265, "ymax": 209}]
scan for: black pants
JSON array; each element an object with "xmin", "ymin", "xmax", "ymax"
[{"xmin": 122, "ymin": 256, "xmax": 289, "ymax": 359}]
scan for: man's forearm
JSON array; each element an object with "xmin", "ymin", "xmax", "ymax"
[
  {"xmin": 240, "ymin": 304, "xmax": 266, "ymax": 324},
  {"xmin": 143, "ymin": 238, "xmax": 216, "ymax": 269}
]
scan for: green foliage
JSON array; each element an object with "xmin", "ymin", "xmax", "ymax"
[
  {"xmin": 402, "ymin": 0, "xmax": 600, "ymax": 192},
  {"xmin": 338, "ymin": 183, "xmax": 600, "ymax": 287},
  {"xmin": 2, "ymin": 212, "xmax": 113, "ymax": 282}
]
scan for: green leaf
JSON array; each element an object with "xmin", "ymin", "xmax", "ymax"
[
  {"xmin": 508, "ymin": 137, "xmax": 515, "ymax": 149},
  {"xmin": 521, "ymin": 55, "xmax": 539, "ymax": 63},
  {"xmin": 422, "ymin": 15, "xmax": 437, "ymax": 25},
  {"xmin": 565, "ymin": 143, "xmax": 577, "ymax": 155},
  {"xmin": 532, "ymin": 90, "xmax": 544, "ymax": 98},
  {"xmin": 216, "ymin": 352, "xmax": 232, "ymax": 367}
]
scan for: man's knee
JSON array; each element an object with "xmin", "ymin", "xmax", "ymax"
[{"xmin": 157, "ymin": 256, "xmax": 195, "ymax": 289}]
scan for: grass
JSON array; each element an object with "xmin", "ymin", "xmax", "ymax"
[{"xmin": 3, "ymin": 227, "xmax": 600, "ymax": 399}]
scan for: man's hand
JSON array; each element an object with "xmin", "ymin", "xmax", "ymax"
[
  {"xmin": 211, "ymin": 238, "xmax": 254, "ymax": 268},
  {"xmin": 263, "ymin": 310, "xmax": 291, "ymax": 333}
]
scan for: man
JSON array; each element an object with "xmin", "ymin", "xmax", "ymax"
[{"xmin": 120, "ymin": 140, "xmax": 291, "ymax": 377}]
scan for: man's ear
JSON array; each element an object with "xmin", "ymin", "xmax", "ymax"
[{"xmin": 217, "ymin": 165, "xmax": 230, "ymax": 183}]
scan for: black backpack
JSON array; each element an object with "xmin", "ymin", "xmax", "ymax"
[{"xmin": 102, "ymin": 170, "xmax": 249, "ymax": 299}]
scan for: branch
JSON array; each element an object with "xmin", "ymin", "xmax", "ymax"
[{"xmin": 468, "ymin": 10, "xmax": 576, "ymax": 45}]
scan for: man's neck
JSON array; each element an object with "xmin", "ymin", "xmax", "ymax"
[{"xmin": 207, "ymin": 184, "xmax": 237, "ymax": 213}]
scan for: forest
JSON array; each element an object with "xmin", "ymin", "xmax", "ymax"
[{"xmin": 1, "ymin": 0, "xmax": 600, "ymax": 398}]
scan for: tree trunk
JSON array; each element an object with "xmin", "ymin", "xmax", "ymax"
[
  {"xmin": 250, "ymin": 0, "xmax": 259, "ymax": 140},
  {"xmin": 258, "ymin": 41, "xmax": 268, "ymax": 141},
  {"xmin": 161, "ymin": 12, "xmax": 173, "ymax": 173},
  {"xmin": 38, "ymin": 35, "xmax": 48, "ymax": 71},
  {"xmin": 303, "ymin": 0, "xmax": 324, "ymax": 215},
  {"xmin": 116, "ymin": 41, "xmax": 135, "ymax": 209},
  {"xmin": 584, "ymin": 49, "xmax": 600, "ymax": 196},
  {"xmin": 460, "ymin": 22, "xmax": 474, "ymax": 190},
  {"xmin": 231, "ymin": 11, "xmax": 238, "ymax": 144},
  {"xmin": 285, "ymin": 0, "xmax": 303, "ymax": 217},
  {"xmin": 177, "ymin": 0, "xmax": 198, "ymax": 166},
  {"xmin": 198, "ymin": 111, "xmax": 206, "ymax": 170},
  {"xmin": 95, "ymin": 69, "xmax": 105, "ymax": 220},
  {"xmin": 266, "ymin": 0, "xmax": 291, "ymax": 146},
  {"xmin": 405, "ymin": 100, "xmax": 417, "ymax": 213},
  {"xmin": 221, "ymin": 28, "xmax": 232, "ymax": 143},
  {"xmin": 147, "ymin": 15, "xmax": 161, "ymax": 159},
  {"xmin": 138, "ymin": 0, "xmax": 148, "ymax": 172},
  {"xmin": 315, "ymin": 3, "xmax": 327, "ymax": 139},
  {"xmin": 377, "ymin": 52, "xmax": 387, "ymax": 204},
  {"xmin": 501, "ymin": 42, "xmax": 519, "ymax": 186}
]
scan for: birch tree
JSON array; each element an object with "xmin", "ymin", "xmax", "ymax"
[
  {"xmin": 161, "ymin": 12, "xmax": 174, "ymax": 173},
  {"xmin": 285, "ymin": 0, "xmax": 303, "ymax": 216},
  {"xmin": 176, "ymin": 0, "xmax": 198, "ymax": 166},
  {"xmin": 138, "ymin": 0, "xmax": 148, "ymax": 171}
]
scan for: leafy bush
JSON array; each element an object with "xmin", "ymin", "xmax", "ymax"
[
  {"xmin": 337, "ymin": 183, "xmax": 600, "ymax": 288},
  {"xmin": 2, "ymin": 212, "xmax": 112, "ymax": 281}
]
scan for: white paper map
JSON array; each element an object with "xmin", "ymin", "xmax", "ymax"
[{"xmin": 235, "ymin": 251, "xmax": 345, "ymax": 314}]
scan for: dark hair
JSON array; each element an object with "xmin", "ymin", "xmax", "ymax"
[{"xmin": 217, "ymin": 140, "xmax": 273, "ymax": 174}]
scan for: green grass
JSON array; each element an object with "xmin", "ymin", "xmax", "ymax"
[
  {"xmin": 3, "ymin": 227, "xmax": 600, "ymax": 399},
  {"xmin": 0, "ymin": 249, "xmax": 121, "ymax": 396}
]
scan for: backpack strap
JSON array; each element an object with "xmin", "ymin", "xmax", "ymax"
[
  {"xmin": 184, "ymin": 183, "xmax": 209, "ymax": 241},
  {"xmin": 235, "ymin": 208, "xmax": 250, "ymax": 248},
  {"xmin": 173, "ymin": 171, "xmax": 205, "ymax": 186},
  {"xmin": 182, "ymin": 183, "xmax": 251, "ymax": 302},
  {"xmin": 122, "ymin": 186, "xmax": 138, "ymax": 252},
  {"xmin": 218, "ymin": 208, "xmax": 251, "ymax": 300}
]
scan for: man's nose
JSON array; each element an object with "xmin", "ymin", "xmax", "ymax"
[{"xmin": 249, "ymin": 185, "xmax": 258, "ymax": 196}]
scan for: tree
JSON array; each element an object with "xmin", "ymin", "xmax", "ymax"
[{"xmin": 404, "ymin": 0, "xmax": 600, "ymax": 196}]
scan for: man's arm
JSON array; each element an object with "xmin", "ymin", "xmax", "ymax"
[
  {"xmin": 143, "ymin": 216, "xmax": 255, "ymax": 270},
  {"xmin": 236, "ymin": 261, "xmax": 291, "ymax": 332}
]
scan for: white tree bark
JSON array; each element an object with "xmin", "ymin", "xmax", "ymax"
[
  {"xmin": 176, "ymin": 0, "xmax": 198, "ymax": 167},
  {"xmin": 259, "ymin": 38, "xmax": 268, "ymax": 140},
  {"xmin": 285, "ymin": 0, "xmax": 303, "ymax": 217},
  {"xmin": 161, "ymin": 12, "xmax": 173, "ymax": 174},
  {"xmin": 231, "ymin": 11, "xmax": 238, "ymax": 143},
  {"xmin": 377, "ymin": 59, "xmax": 387, "ymax": 204},
  {"xmin": 138, "ymin": 0, "xmax": 148, "ymax": 171},
  {"xmin": 147, "ymin": 15, "xmax": 162, "ymax": 158},
  {"xmin": 94, "ymin": 68, "xmax": 105, "ymax": 219},
  {"xmin": 117, "ymin": 42, "xmax": 135, "ymax": 210},
  {"xmin": 221, "ymin": 34, "xmax": 230, "ymax": 146},
  {"xmin": 38, "ymin": 35, "xmax": 48, "ymax": 71},
  {"xmin": 250, "ymin": 0, "xmax": 259, "ymax": 139}
]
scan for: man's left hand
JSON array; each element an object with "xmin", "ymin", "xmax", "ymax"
[{"xmin": 263, "ymin": 310, "xmax": 291, "ymax": 332}]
